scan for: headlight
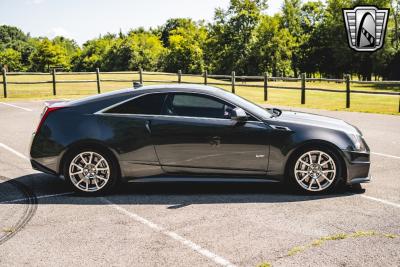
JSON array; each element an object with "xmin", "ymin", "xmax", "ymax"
[{"xmin": 348, "ymin": 134, "xmax": 366, "ymax": 151}]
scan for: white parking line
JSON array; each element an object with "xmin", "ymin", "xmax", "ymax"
[
  {"xmin": 101, "ymin": 197, "xmax": 236, "ymax": 267},
  {"xmin": 371, "ymin": 152, "xmax": 400, "ymax": 160},
  {"xmin": 360, "ymin": 195, "xmax": 400, "ymax": 209},
  {"xmin": 0, "ymin": 192, "xmax": 74, "ymax": 204},
  {"xmin": 0, "ymin": 102, "xmax": 32, "ymax": 112},
  {"xmin": 0, "ymin": 143, "xmax": 29, "ymax": 162}
]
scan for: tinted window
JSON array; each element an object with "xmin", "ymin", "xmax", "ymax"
[
  {"xmin": 163, "ymin": 93, "xmax": 234, "ymax": 119},
  {"xmin": 107, "ymin": 93, "xmax": 166, "ymax": 115}
]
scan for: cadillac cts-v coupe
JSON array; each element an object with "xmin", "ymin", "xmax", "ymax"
[{"xmin": 30, "ymin": 84, "xmax": 371, "ymax": 195}]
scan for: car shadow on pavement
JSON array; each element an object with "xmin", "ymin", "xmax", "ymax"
[{"xmin": 0, "ymin": 173, "xmax": 365, "ymax": 206}]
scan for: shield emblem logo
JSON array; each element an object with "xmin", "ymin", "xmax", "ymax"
[{"xmin": 343, "ymin": 6, "xmax": 389, "ymax": 52}]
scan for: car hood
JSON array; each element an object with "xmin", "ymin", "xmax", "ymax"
[{"xmin": 272, "ymin": 111, "xmax": 361, "ymax": 135}]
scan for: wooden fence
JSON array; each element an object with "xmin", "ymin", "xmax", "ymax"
[{"xmin": 1, "ymin": 68, "xmax": 400, "ymax": 112}]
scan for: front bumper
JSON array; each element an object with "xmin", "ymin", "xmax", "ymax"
[
  {"xmin": 342, "ymin": 150, "xmax": 371, "ymax": 184},
  {"xmin": 350, "ymin": 174, "xmax": 371, "ymax": 184}
]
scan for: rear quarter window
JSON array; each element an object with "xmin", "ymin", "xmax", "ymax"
[{"xmin": 106, "ymin": 93, "xmax": 167, "ymax": 115}]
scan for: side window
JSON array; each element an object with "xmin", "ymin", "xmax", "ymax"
[
  {"xmin": 163, "ymin": 93, "xmax": 234, "ymax": 119},
  {"xmin": 106, "ymin": 93, "xmax": 167, "ymax": 115}
]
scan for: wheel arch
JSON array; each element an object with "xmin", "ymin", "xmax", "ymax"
[
  {"xmin": 284, "ymin": 139, "xmax": 348, "ymax": 183},
  {"xmin": 58, "ymin": 140, "xmax": 122, "ymax": 177}
]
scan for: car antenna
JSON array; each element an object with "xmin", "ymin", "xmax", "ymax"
[{"xmin": 133, "ymin": 82, "xmax": 143, "ymax": 89}]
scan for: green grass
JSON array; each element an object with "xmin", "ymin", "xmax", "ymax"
[
  {"xmin": 286, "ymin": 231, "xmax": 398, "ymax": 257},
  {"xmin": 0, "ymin": 72, "xmax": 399, "ymax": 115}
]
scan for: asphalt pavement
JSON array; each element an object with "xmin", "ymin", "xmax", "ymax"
[{"xmin": 0, "ymin": 100, "xmax": 399, "ymax": 267}]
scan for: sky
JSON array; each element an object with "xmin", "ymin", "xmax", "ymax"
[{"xmin": 0, "ymin": 0, "xmax": 283, "ymax": 45}]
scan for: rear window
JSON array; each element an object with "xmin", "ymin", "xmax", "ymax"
[{"xmin": 106, "ymin": 93, "xmax": 167, "ymax": 115}]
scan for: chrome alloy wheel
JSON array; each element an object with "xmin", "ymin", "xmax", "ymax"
[
  {"xmin": 68, "ymin": 151, "xmax": 110, "ymax": 192},
  {"xmin": 294, "ymin": 150, "xmax": 336, "ymax": 192}
]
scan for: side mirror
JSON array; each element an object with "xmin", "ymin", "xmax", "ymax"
[{"xmin": 231, "ymin": 107, "xmax": 247, "ymax": 121}]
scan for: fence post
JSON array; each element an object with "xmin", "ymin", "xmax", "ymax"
[
  {"xmin": 263, "ymin": 72, "xmax": 268, "ymax": 101},
  {"xmin": 178, "ymin": 70, "xmax": 182, "ymax": 83},
  {"xmin": 204, "ymin": 70, "xmax": 208, "ymax": 85},
  {"xmin": 2, "ymin": 68, "xmax": 7, "ymax": 98},
  {"xmin": 231, "ymin": 71, "xmax": 235, "ymax": 94},
  {"xmin": 345, "ymin": 74, "xmax": 350, "ymax": 108},
  {"xmin": 139, "ymin": 68, "xmax": 143, "ymax": 84},
  {"xmin": 96, "ymin": 68, "xmax": 101, "ymax": 94},
  {"xmin": 398, "ymin": 94, "xmax": 400, "ymax": 113},
  {"xmin": 52, "ymin": 69, "xmax": 57, "ymax": 96},
  {"xmin": 301, "ymin": 73, "xmax": 306, "ymax": 104}
]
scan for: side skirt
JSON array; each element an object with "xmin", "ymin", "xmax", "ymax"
[{"xmin": 127, "ymin": 176, "xmax": 280, "ymax": 183}]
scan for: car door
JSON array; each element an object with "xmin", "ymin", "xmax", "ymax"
[
  {"xmin": 100, "ymin": 92, "xmax": 168, "ymax": 177},
  {"xmin": 150, "ymin": 92, "xmax": 270, "ymax": 175}
]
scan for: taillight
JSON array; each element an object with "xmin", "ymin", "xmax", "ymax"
[{"xmin": 35, "ymin": 106, "xmax": 64, "ymax": 133}]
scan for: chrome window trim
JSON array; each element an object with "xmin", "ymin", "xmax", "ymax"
[{"xmin": 95, "ymin": 90, "xmax": 264, "ymax": 123}]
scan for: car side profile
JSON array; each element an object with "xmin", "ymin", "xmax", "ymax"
[{"xmin": 30, "ymin": 84, "xmax": 371, "ymax": 195}]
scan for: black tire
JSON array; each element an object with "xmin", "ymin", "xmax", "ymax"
[
  {"xmin": 286, "ymin": 146, "xmax": 343, "ymax": 194},
  {"xmin": 63, "ymin": 147, "xmax": 119, "ymax": 196}
]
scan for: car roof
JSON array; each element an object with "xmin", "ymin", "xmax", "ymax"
[
  {"xmin": 132, "ymin": 84, "xmax": 226, "ymax": 94},
  {"xmin": 67, "ymin": 84, "xmax": 227, "ymax": 108}
]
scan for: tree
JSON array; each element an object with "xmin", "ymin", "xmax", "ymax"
[
  {"xmin": 281, "ymin": 0, "xmax": 303, "ymax": 76},
  {"xmin": 0, "ymin": 25, "xmax": 28, "ymax": 45},
  {"xmin": 298, "ymin": 1, "xmax": 325, "ymax": 75},
  {"xmin": 0, "ymin": 25, "xmax": 33, "ymax": 70},
  {"xmin": 162, "ymin": 22, "xmax": 207, "ymax": 73},
  {"xmin": 160, "ymin": 18, "xmax": 194, "ymax": 47},
  {"xmin": 71, "ymin": 37, "xmax": 115, "ymax": 71},
  {"xmin": 207, "ymin": 0, "xmax": 268, "ymax": 74},
  {"xmin": 250, "ymin": 15, "xmax": 295, "ymax": 76},
  {"xmin": 103, "ymin": 32, "xmax": 165, "ymax": 71},
  {"xmin": 29, "ymin": 38, "xmax": 70, "ymax": 71},
  {"xmin": 0, "ymin": 48, "xmax": 22, "ymax": 71}
]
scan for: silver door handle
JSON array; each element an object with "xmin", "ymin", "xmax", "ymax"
[{"xmin": 145, "ymin": 120, "xmax": 151, "ymax": 134}]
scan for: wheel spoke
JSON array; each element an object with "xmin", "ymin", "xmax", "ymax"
[
  {"xmin": 318, "ymin": 152, "xmax": 322, "ymax": 164},
  {"xmin": 96, "ymin": 175, "xmax": 107, "ymax": 181},
  {"xmin": 80, "ymin": 154, "xmax": 88, "ymax": 165},
  {"xmin": 299, "ymin": 160, "xmax": 310, "ymax": 166},
  {"xmin": 300, "ymin": 174, "xmax": 309, "ymax": 182},
  {"xmin": 88, "ymin": 152, "xmax": 93, "ymax": 164},
  {"xmin": 95, "ymin": 158, "xmax": 104, "ymax": 168},
  {"xmin": 94, "ymin": 179, "xmax": 100, "ymax": 189},
  {"xmin": 96, "ymin": 167, "xmax": 108, "ymax": 172},
  {"xmin": 316, "ymin": 179, "xmax": 322, "ymax": 189},
  {"xmin": 321, "ymin": 173, "xmax": 332, "ymax": 181},
  {"xmin": 321, "ymin": 159, "xmax": 332, "ymax": 166},
  {"xmin": 71, "ymin": 170, "xmax": 83, "ymax": 175},
  {"xmin": 72, "ymin": 163, "xmax": 83, "ymax": 170},
  {"xmin": 308, "ymin": 179, "xmax": 314, "ymax": 189},
  {"xmin": 308, "ymin": 153, "xmax": 313, "ymax": 164}
]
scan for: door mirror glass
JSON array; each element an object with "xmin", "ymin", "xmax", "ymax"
[{"xmin": 230, "ymin": 108, "xmax": 247, "ymax": 121}]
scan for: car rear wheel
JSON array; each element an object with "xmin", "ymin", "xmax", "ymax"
[
  {"xmin": 289, "ymin": 148, "xmax": 341, "ymax": 193},
  {"xmin": 63, "ymin": 149, "xmax": 118, "ymax": 195}
]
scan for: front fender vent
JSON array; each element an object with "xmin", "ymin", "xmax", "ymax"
[{"xmin": 270, "ymin": 125, "xmax": 291, "ymax": 131}]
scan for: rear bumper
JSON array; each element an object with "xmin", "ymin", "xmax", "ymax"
[
  {"xmin": 342, "ymin": 150, "xmax": 371, "ymax": 184},
  {"xmin": 31, "ymin": 159, "xmax": 57, "ymax": 176}
]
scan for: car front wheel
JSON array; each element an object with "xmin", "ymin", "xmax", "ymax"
[
  {"xmin": 289, "ymin": 148, "xmax": 341, "ymax": 193},
  {"xmin": 64, "ymin": 149, "xmax": 118, "ymax": 195}
]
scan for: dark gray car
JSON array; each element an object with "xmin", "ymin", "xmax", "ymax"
[{"xmin": 30, "ymin": 84, "xmax": 371, "ymax": 195}]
